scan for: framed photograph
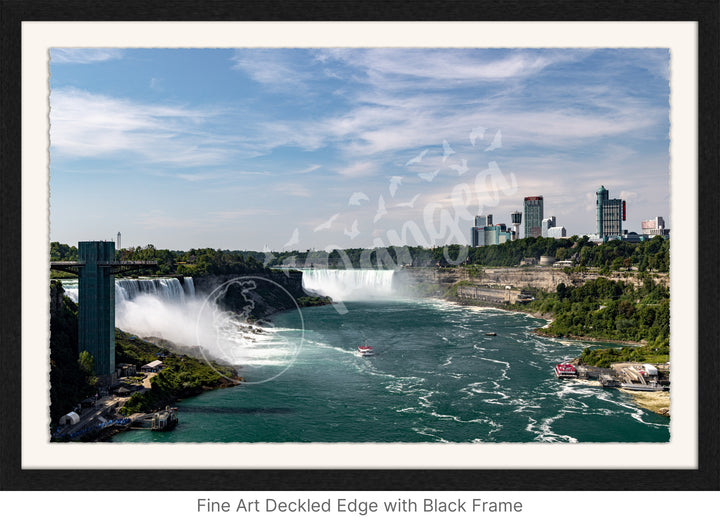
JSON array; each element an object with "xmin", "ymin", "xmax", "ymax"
[{"xmin": 1, "ymin": 0, "xmax": 718, "ymax": 495}]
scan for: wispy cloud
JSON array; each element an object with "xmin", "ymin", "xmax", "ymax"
[
  {"xmin": 314, "ymin": 48, "xmax": 589, "ymax": 93},
  {"xmin": 337, "ymin": 161, "xmax": 377, "ymax": 179},
  {"xmin": 340, "ymin": 49, "xmax": 556, "ymax": 80},
  {"xmin": 50, "ymin": 88, "xmax": 240, "ymax": 167},
  {"xmin": 230, "ymin": 49, "xmax": 323, "ymax": 94},
  {"xmin": 273, "ymin": 182, "xmax": 312, "ymax": 197},
  {"xmin": 50, "ymin": 56, "xmax": 666, "ymax": 174},
  {"xmin": 208, "ymin": 209, "xmax": 276, "ymax": 220},
  {"xmin": 242, "ymin": 78, "xmax": 664, "ymax": 162},
  {"xmin": 296, "ymin": 164, "xmax": 322, "ymax": 174},
  {"xmin": 51, "ymin": 48, "xmax": 124, "ymax": 64}
]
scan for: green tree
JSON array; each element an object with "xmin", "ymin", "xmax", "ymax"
[{"xmin": 78, "ymin": 350, "xmax": 97, "ymax": 386}]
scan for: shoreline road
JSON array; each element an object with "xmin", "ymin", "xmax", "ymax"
[{"xmin": 143, "ymin": 372, "xmax": 157, "ymax": 389}]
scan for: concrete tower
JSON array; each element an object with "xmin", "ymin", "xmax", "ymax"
[
  {"xmin": 77, "ymin": 241, "xmax": 116, "ymax": 383},
  {"xmin": 50, "ymin": 242, "xmax": 158, "ymax": 386}
]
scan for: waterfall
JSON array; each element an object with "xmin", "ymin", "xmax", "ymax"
[
  {"xmin": 61, "ymin": 279, "xmax": 79, "ymax": 303},
  {"xmin": 115, "ymin": 277, "xmax": 194, "ymax": 303},
  {"xmin": 301, "ymin": 269, "xmax": 395, "ymax": 301},
  {"xmin": 61, "ymin": 277, "xmax": 199, "ymax": 345},
  {"xmin": 60, "ymin": 277, "xmax": 195, "ymax": 304},
  {"xmin": 59, "ymin": 276, "xmax": 297, "ymax": 370},
  {"xmin": 113, "ymin": 278, "xmax": 204, "ymax": 346}
]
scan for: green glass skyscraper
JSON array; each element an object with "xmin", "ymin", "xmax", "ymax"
[
  {"xmin": 523, "ymin": 196, "xmax": 543, "ymax": 238},
  {"xmin": 596, "ymin": 185, "xmax": 625, "ymax": 239}
]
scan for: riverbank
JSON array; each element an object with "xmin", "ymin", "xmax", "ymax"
[
  {"xmin": 619, "ymin": 389, "xmax": 671, "ymax": 417},
  {"xmin": 533, "ymin": 327, "xmax": 644, "ymax": 347},
  {"xmin": 116, "ymin": 330, "xmax": 243, "ymax": 415},
  {"xmin": 444, "ymin": 296, "xmax": 670, "ymax": 417},
  {"xmin": 449, "ymin": 296, "xmax": 643, "ymax": 346}
]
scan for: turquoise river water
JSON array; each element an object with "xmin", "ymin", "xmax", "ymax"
[{"xmin": 110, "ymin": 293, "xmax": 670, "ymax": 444}]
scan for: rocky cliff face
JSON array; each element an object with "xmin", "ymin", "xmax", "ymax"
[
  {"xmin": 193, "ymin": 270, "xmax": 307, "ymax": 320},
  {"xmin": 394, "ymin": 266, "xmax": 668, "ymax": 298},
  {"xmin": 50, "ymin": 280, "xmax": 67, "ymax": 315}
]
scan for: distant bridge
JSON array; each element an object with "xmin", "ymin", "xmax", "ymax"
[{"xmin": 51, "ymin": 260, "xmax": 158, "ymax": 275}]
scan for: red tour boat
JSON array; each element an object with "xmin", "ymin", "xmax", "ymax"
[
  {"xmin": 358, "ymin": 344, "xmax": 375, "ymax": 356},
  {"xmin": 554, "ymin": 362, "xmax": 577, "ymax": 378}
]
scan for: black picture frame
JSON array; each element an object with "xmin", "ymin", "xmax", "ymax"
[{"xmin": 1, "ymin": 0, "xmax": 718, "ymax": 491}]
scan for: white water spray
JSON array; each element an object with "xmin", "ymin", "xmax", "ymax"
[
  {"xmin": 301, "ymin": 269, "xmax": 396, "ymax": 302},
  {"xmin": 60, "ymin": 277, "xmax": 298, "ymax": 369}
]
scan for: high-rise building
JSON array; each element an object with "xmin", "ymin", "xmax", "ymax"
[
  {"xmin": 472, "ymin": 215, "xmax": 490, "ymax": 246},
  {"xmin": 524, "ymin": 196, "xmax": 544, "ymax": 238},
  {"xmin": 596, "ymin": 185, "xmax": 625, "ymax": 239},
  {"xmin": 117, "ymin": 231, "xmax": 121, "ymax": 249},
  {"xmin": 541, "ymin": 216, "xmax": 556, "ymax": 238},
  {"xmin": 475, "ymin": 215, "xmax": 492, "ymax": 227},
  {"xmin": 471, "ymin": 216, "xmax": 510, "ymax": 247},
  {"xmin": 471, "ymin": 226, "xmax": 482, "ymax": 247}
]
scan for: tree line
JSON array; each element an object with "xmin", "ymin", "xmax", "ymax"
[
  {"xmin": 50, "ymin": 235, "xmax": 669, "ymax": 276},
  {"xmin": 256, "ymin": 236, "xmax": 669, "ymax": 272},
  {"xmin": 532, "ymin": 277, "xmax": 670, "ymax": 344},
  {"xmin": 517, "ymin": 276, "xmax": 670, "ymax": 366}
]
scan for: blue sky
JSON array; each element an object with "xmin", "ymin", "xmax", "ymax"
[{"xmin": 49, "ymin": 48, "xmax": 670, "ymax": 252}]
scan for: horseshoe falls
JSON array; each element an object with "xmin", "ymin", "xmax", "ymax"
[{"xmin": 300, "ymin": 268, "xmax": 396, "ymax": 301}]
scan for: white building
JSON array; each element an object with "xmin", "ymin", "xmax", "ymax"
[
  {"xmin": 541, "ymin": 216, "xmax": 556, "ymax": 237},
  {"xmin": 547, "ymin": 226, "xmax": 567, "ymax": 238},
  {"xmin": 141, "ymin": 360, "xmax": 165, "ymax": 373}
]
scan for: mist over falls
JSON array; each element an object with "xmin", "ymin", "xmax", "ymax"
[{"xmin": 62, "ymin": 277, "xmax": 294, "ymax": 367}]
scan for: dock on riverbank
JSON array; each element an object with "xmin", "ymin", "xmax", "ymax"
[{"xmin": 572, "ymin": 361, "xmax": 670, "ymax": 417}]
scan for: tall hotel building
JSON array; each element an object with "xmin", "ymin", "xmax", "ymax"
[
  {"xmin": 471, "ymin": 214, "xmax": 491, "ymax": 247},
  {"xmin": 596, "ymin": 185, "xmax": 625, "ymax": 239},
  {"xmin": 523, "ymin": 196, "xmax": 544, "ymax": 238},
  {"xmin": 471, "ymin": 214, "xmax": 511, "ymax": 247}
]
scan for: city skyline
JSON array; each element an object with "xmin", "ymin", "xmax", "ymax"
[{"xmin": 49, "ymin": 48, "xmax": 670, "ymax": 251}]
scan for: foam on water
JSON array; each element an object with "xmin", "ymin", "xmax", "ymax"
[{"xmin": 527, "ymin": 414, "xmax": 579, "ymax": 443}]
